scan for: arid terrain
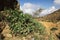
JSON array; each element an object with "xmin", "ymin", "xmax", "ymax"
[
  {"xmin": 36, "ymin": 9, "xmax": 60, "ymax": 40},
  {"xmin": 0, "ymin": 0, "xmax": 60, "ymax": 40}
]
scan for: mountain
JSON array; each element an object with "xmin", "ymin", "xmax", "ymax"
[
  {"xmin": 39, "ymin": 9, "xmax": 60, "ymax": 22},
  {"xmin": 33, "ymin": 8, "xmax": 43, "ymax": 17}
]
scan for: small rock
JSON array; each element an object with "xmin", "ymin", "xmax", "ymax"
[
  {"xmin": 5, "ymin": 34, "xmax": 12, "ymax": 38},
  {"xmin": 31, "ymin": 38, "xmax": 34, "ymax": 40}
]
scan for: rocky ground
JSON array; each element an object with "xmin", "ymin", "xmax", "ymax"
[
  {"xmin": 0, "ymin": 19, "xmax": 60, "ymax": 40},
  {"xmin": 37, "ymin": 19, "xmax": 60, "ymax": 40}
]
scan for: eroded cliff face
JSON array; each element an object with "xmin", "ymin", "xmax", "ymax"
[
  {"xmin": 0, "ymin": 0, "xmax": 20, "ymax": 40},
  {"xmin": 0, "ymin": 0, "xmax": 20, "ymax": 11}
]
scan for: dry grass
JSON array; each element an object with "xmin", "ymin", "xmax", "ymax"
[{"xmin": 36, "ymin": 18, "xmax": 60, "ymax": 40}]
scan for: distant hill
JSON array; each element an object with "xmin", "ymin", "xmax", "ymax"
[{"xmin": 38, "ymin": 9, "xmax": 60, "ymax": 22}]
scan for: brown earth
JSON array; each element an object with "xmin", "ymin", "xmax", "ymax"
[
  {"xmin": 36, "ymin": 19, "xmax": 60, "ymax": 40},
  {"xmin": 0, "ymin": 0, "xmax": 60, "ymax": 39},
  {"xmin": 39, "ymin": 9, "xmax": 60, "ymax": 22},
  {"xmin": 0, "ymin": 19, "xmax": 60, "ymax": 40}
]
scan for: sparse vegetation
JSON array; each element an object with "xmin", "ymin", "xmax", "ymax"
[
  {"xmin": 39, "ymin": 9, "xmax": 60, "ymax": 23},
  {"xmin": 1, "ymin": 9, "xmax": 60, "ymax": 40},
  {"xmin": 49, "ymin": 33, "xmax": 55, "ymax": 40},
  {"xmin": 0, "ymin": 9, "xmax": 45, "ymax": 37},
  {"xmin": 0, "ymin": 0, "xmax": 60, "ymax": 40}
]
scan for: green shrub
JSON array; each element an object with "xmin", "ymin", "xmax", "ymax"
[{"xmin": 3, "ymin": 9, "xmax": 46, "ymax": 36}]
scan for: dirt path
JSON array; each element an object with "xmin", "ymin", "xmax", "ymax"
[
  {"xmin": 37, "ymin": 20, "xmax": 60, "ymax": 40},
  {"xmin": 38, "ymin": 21, "xmax": 57, "ymax": 35}
]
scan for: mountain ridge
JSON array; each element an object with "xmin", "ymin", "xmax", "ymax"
[{"xmin": 38, "ymin": 9, "xmax": 60, "ymax": 22}]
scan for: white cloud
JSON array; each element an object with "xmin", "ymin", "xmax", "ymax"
[
  {"xmin": 54, "ymin": 0, "xmax": 60, "ymax": 4},
  {"xmin": 21, "ymin": 3, "xmax": 40, "ymax": 15},
  {"xmin": 20, "ymin": 6, "xmax": 22, "ymax": 10},
  {"xmin": 20, "ymin": 3, "xmax": 58, "ymax": 17},
  {"xmin": 39, "ymin": 6, "xmax": 57, "ymax": 17}
]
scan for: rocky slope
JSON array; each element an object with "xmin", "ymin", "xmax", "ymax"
[
  {"xmin": 0, "ymin": 0, "xmax": 60, "ymax": 40},
  {"xmin": 39, "ymin": 9, "xmax": 60, "ymax": 22},
  {"xmin": 0, "ymin": 0, "xmax": 20, "ymax": 40}
]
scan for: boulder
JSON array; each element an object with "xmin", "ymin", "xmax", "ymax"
[{"xmin": 0, "ymin": 0, "xmax": 20, "ymax": 11}]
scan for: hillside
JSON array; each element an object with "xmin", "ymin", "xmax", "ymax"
[
  {"xmin": 38, "ymin": 21, "xmax": 60, "ymax": 40},
  {"xmin": 39, "ymin": 9, "xmax": 60, "ymax": 22},
  {"xmin": 0, "ymin": 0, "xmax": 48, "ymax": 40},
  {"xmin": 0, "ymin": 0, "xmax": 60, "ymax": 40},
  {"xmin": 35, "ymin": 9, "xmax": 60, "ymax": 40}
]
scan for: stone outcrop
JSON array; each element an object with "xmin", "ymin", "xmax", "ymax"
[
  {"xmin": 0, "ymin": 0, "xmax": 20, "ymax": 40},
  {"xmin": 0, "ymin": 0, "xmax": 20, "ymax": 11}
]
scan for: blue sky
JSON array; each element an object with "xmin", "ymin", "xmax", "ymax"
[
  {"xmin": 19, "ymin": 0, "xmax": 60, "ymax": 16},
  {"xmin": 20, "ymin": 0, "xmax": 54, "ymax": 9}
]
